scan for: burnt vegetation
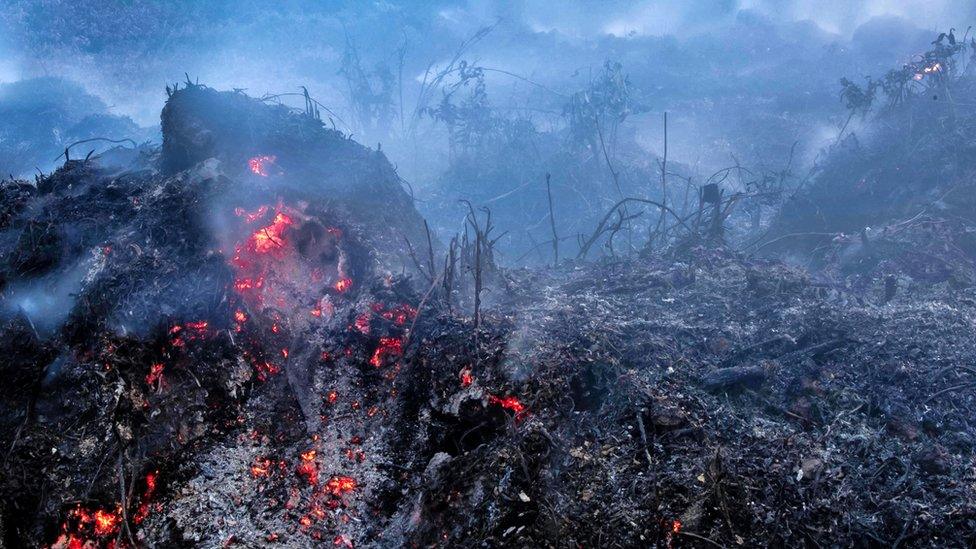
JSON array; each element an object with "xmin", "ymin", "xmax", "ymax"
[{"xmin": 2, "ymin": 21, "xmax": 976, "ymax": 549}]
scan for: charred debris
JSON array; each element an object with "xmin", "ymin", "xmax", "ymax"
[{"xmin": 2, "ymin": 40, "xmax": 976, "ymax": 549}]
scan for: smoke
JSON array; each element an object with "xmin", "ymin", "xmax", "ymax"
[
  {"xmin": 1, "ymin": 254, "xmax": 92, "ymax": 335},
  {"xmin": 2, "ymin": 0, "xmax": 969, "ymax": 127},
  {"xmin": 741, "ymin": 0, "xmax": 976, "ymax": 35},
  {"xmin": 1, "ymin": 0, "xmax": 973, "ymax": 253}
]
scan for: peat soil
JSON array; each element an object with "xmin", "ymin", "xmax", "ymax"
[{"xmin": 1, "ymin": 86, "xmax": 975, "ymax": 548}]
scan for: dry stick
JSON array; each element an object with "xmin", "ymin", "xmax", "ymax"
[
  {"xmin": 460, "ymin": 201, "xmax": 485, "ymax": 364},
  {"xmin": 54, "ymin": 137, "xmax": 137, "ymax": 162},
  {"xmin": 749, "ymin": 232, "xmax": 839, "ymax": 255},
  {"xmin": 677, "ymin": 531, "xmax": 727, "ymax": 548},
  {"xmin": 403, "ymin": 236, "xmax": 433, "ymax": 283},
  {"xmin": 577, "ymin": 198, "xmax": 691, "ymax": 259},
  {"xmin": 925, "ymin": 382, "xmax": 976, "ymax": 404},
  {"xmin": 545, "ymin": 173, "xmax": 559, "ymax": 265},
  {"xmin": 473, "ymin": 223, "xmax": 482, "ymax": 364},
  {"xmin": 595, "ymin": 115, "xmax": 633, "ymax": 254},
  {"xmin": 607, "ymin": 209, "xmax": 643, "ymax": 256},
  {"xmin": 442, "ymin": 235, "xmax": 458, "ymax": 313},
  {"xmin": 403, "ymin": 269, "xmax": 445, "ymax": 354},
  {"xmin": 596, "ymin": 119, "xmax": 623, "ymax": 198},
  {"xmin": 423, "ymin": 219, "xmax": 437, "ymax": 278},
  {"xmin": 635, "ymin": 412, "xmax": 653, "ymax": 468},
  {"xmin": 652, "ymin": 112, "xmax": 669, "ymax": 247},
  {"xmin": 117, "ymin": 455, "xmax": 138, "ymax": 548},
  {"xmin": 515, "ymin": 235, "xmax": 576, "ymax": 263}
]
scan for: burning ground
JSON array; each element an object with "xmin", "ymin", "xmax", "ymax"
[{"xmin": 2, "ymin": 84, "xmax": 976, "ymax": 548}]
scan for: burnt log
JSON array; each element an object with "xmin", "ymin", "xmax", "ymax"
[{"xmin": 703, "ymin": 365, "xmax": 767, "ymax": 391}]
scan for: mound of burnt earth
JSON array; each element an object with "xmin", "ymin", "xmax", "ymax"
[
  {"xmin": 0, "ymin": 85, "xmax": 437, "ymax": 547},
  {"xmin": 161, "ymin": 84, "xmax": 433, "ymax": 269}
]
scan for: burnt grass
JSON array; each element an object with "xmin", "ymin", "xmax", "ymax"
[{"xmin": 2, "ymin": 85, "xmax": 976, "ymax": 548}]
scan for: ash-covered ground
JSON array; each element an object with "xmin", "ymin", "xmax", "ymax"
[{"xmin": 2, "ymin": 81, "xmax": 976, "ymax": 549}]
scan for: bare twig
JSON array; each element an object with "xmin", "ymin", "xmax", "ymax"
[
  {"xmin": 677, "ymin": 531, "xmax": 727, "ymax": 548},
  {"xmin": 577, "ymin": 198, "xmax": 692, "ymax": 259},
  {"xmin": 545, "ymin": 173, "xmax": 559, "ymax": 265},
  {"xmin": 54, "ymin": 137, "xmax": 138, "ymax": 162}
]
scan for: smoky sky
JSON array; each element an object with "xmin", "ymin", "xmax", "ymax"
[
  {"xmin": 1, "ymin": 0, "xmax": 971, "ymax": 124},
  {"xmin": 0, "ymin": 0, "xmax": 973, "ymax": 188}
]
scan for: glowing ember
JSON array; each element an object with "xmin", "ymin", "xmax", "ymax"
[
  {"xmin": 255, "ymin": 362, "xmax": 280, "ymax": 381},
  {"xmin": 251, "ymin": 212, "xmax": 294, "ymax": 254},
  {"xmin": 489, "ymin": 395, "xmax": 527, "ymax": 417},
  {"xmin": 133, "ymin": 470, "xmax": 159, "ymax": 524},
  {"xmin": 325, "ymin": 475, "xmax": 357, "ymax": 496},
  {"xmin": 55, "ymin": 505, "xmax": 123, "ymax": 544},
  {"xmin": 168, "ymin": 320, "xmax": 211, "ymax": 348},
  {"xmin": 296, "ymin": 459, "xmax": 319, "ymax": 485},
  {"xmin": 334, "ymin": 277, "xmax": 353, "ymax": 293},
  {"xmin": 353, "ymin": 312, "xmax": 371, "ymax": 335},
  {"xmin": 248, "ymin": 155, "xmax": 277, "ymax": 176},
  {"xmin": 392, "ymin": 304, "xmax": 417, "ymax": 325},
  {"xmin": 334, "ymin": 535, "xmax": 353, "ymax": 547},
  {"xmin": 145, "ymin": 471, "xmax": 158, "ymax": 494},
  {"xmin": 234, "ymin": 205, "xmax": 269, "ymax": 223},
  {"xmin": 672, "ymin": 519, "xmax": 682, "ymax": 533},
  {"xmin": 459, "ymin": 368, "xmax": 473, "ymax": 387},
  {"xmin": 146, "ymin": 363, "xmax": 164, "ymax": 387},
  {"xmin": 92, "ymin": 509, "xmax": 119, "ymax": 536},
  {"xmin": 251, "ymin": 457, "xmax": 272, "ymax": 478},
  {"xmin": 184, "ymin": 320, "xmax": 209, "ymax": 333},
  {"xmin": 370, "ymin": 337, "xmax": 403, "ymax": 367},
  {"xmin": 234, "ymin": 310, "xmax": 248, "ymax": 323},
  {"xmin": 233, "ymin": 276, "xmax": 264, "ymax": 292}
]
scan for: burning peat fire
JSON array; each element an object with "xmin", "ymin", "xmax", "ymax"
[{"xmin": 12, "ymin": 31, "xmax": 976, "ymax": 544}]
